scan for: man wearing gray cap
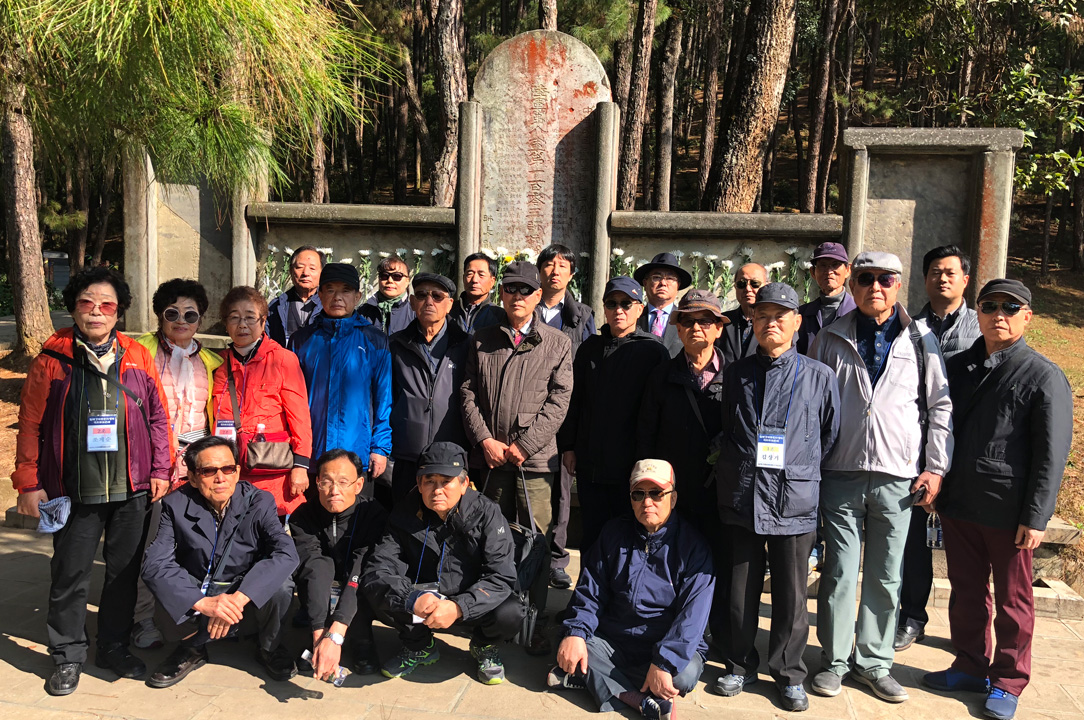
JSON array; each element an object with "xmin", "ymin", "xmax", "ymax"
[
  {"xmin": 808, "ymin": 251, "xmax": 953, "ymax": 704},
  {"xmin": 923, "ymin": 279, "xmax": 1072, "ymax": 720},
  {"xmin": 796, "ymin": 242, "xmax": 856, "ymax": 355},
  {"xmin": 712, "ymin": 283, "xmax": 839, "ymax": 712}
]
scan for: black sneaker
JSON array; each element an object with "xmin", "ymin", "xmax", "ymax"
[
  {"xmin": 549, "ymin": 568, "xmax": 573, "ymax": 589},
  {"xmin": 46, "ymin": 662, "xmax": 81, "ymax": 696},
  {"xmin": 640, "ymin": 695, "xmax": 674, "ymax": 720},
  {"xmin": 256, "ymin": 644, "xmax": 297, "ymax": 681},
  {"xmin": 95, "ymin": 642, "xmax": 146, "ymax": 679},
  {"xmin": 350, "ymin": 642, "xmax": 380, "ymax": 675},
  {"xmin": 469, "ymin": 641, "xmax": 505, "ymax": 685},
  {"xmin": 546, "ymin": 666, "xmax": 587, "ymax": 690},
  {"xmin": 381, "ymin": 639, "xmax": 440, "ymax": 678}
]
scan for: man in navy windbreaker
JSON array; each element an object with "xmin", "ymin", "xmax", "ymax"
[
  {"xmin": 291, "ymin": 263, "xmax": 393, "ymax": 498},
  {"xmin": 550, "ymin": 459, "xmax": 714, "ymax": 720}
]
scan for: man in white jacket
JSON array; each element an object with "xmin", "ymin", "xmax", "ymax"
[{"xmin": 808, "ymin": 251, "xmax": 953, "ymax": 704}]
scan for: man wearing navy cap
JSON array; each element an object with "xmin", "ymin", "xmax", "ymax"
[
  {"xmin": 923, "ymin": 279, "xmax": 1072, "ymax": 720},
  {"xmin": 634, "ymin": 253, "xmax": 691, "ymax": 357},
  {"xmin": 796, "ymin": 242, "xmax": 855, "ymax": 355},
  {"xmin": 558, "ymin": 276, "xmax": 670, "ymax": 552},
  {"xmin": 712, "ymin": 283, "xmax": 839, "ymax": 712}
]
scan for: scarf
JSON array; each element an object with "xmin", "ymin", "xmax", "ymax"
[
  {"xmin": 159, "ymin": 332, "xmax": 200, "ymax": 433},
  {"xmin": 377, "ymin": 292, "xmax": 406, "ymax": 329},
  {"xmin": 74, "ymin": 328, "xmax": 116, "ymax": 358}
]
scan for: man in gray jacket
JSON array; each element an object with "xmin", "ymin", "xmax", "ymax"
[{"xmin": 809, "ymin": 251, "xmax": 953, "ymax": 704}]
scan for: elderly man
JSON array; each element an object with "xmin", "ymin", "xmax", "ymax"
[
  {"xmin": 809, "ymin": 251, "xmax": 953, "ymax": 703},
  {"xmin": 291, "ymin": 263, "xmax": 392, "ymax": 498},
  {"xmin": 896, "ymin": 244, "xmax": 983, "ymax": 652},
  {"xmin": 558, "ymin": 277, "xmax": 669, "ymax": 553},
  {"xmin": 362, "ymin": 442, "xmax": 522, "ymax": 685},
  {"xmin": 291, "ymin": 449, "xmax": 388, "ymax": 680},
  {"xmin": 267, "ymin": 246, "xmax": 324, "ymax": 346},
  {"xmin": 713, "ymin": 283, "xmax": 840, "ymax": 712},
  {"xmin": 549, "ymin": 459, "xmax": 714, "ymax": 720},
  {"xmin": 450, "ymin": 252, "xmax": 505, "ymax": 334},
  {"xmin": 719, "ymin": 263, "xmax": 769, "ymax": 365},
  {"xmin": 359, "ymin": 254, "xmax": 416, "ymax": 335},
  {"xmin": 389, "ymin": 272, "xmax": 470, "ymax": 501},
  {"xmin": 634, "ymin": 252, "xmax": 692, "ymax": 357},
  {"xmin": 922, "ymin": 279, "xmax": 1072, "ymax": 720},
  {"xmin": 796, "ymin": 242, "xmax": 855, "ymax": 355},
  {"xmin": 142, "ymin": 436, "xmax": 299, "ymax": 688}
]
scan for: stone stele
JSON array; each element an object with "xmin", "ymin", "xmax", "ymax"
[{"xmin": 473, "ymin": 30, "xmax": 612, "ymax": 255}]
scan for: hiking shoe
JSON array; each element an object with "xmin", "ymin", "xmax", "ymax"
[
  {"xmin": 714, "ymin": 673, "xmax": 757, "ymax": 697},
  {"xmin": 985, "ymin": 688, "xmax": 1019, "ymax": 720},
  {"xmin": 546, "ymin": 665, "xmax": 587, "ymax": 690},
  {"xmin": 549, "ymin": 568, "xmax": 573, "ymax": 589},
  {"xmin": 381, "ymin": 639, "xmax": 440, "ymax": 678},
  {"xmin": 469, "ymin": 641, "xmax": 505, "ymax": 685},
  {"xmin": 851, "ymin": 672, "xmax": 908, "ymax": 703},
  {"xmin": 923, "ymin": 668, "xmax": 989, "ymax": 693},
  {"xmin": 780, "ymin": 684, "xmax": 810, "ymax": 712},
  {"xmin": 640, "ymin": 695, "xmax": 674, "ymax": 720},
  {"xmin": 132, "ymin": 618, "xmax": 164, "ymax": 650},
  {"xmin": 811, "ymin": 670, "xmax": 842, "ymax": 697}
]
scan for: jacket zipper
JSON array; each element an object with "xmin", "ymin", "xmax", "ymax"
[{"xmin": 492, "ymin": 332, "xmax": 528, "ymax": 445}]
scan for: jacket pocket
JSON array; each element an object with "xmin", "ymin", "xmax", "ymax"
[
  {"xmin": 975, "ymin": 457, "xmax": 1014, "ymax": 478},
  {"xmin": 780, "ymin": 465, "xmax": 820, "ymax": 519}
]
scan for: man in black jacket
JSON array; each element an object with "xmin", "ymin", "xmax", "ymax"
[
  {"xmin": 922, "ymin": 279, "xmax": 1073, "ymax": 720},
  {"xmin": 719, "ymin": 263, "xmax": 768, "ymax": 365},
  {"xmin": 559, "ymin": 276, "xmax": 670, "ymax": 553},
  {"xmin": 634, "ymin": 252, "xmax": 691, "ymax": 358},
  {"xmin": 362, "ymin": 442, "xmax": 522, "ymax": 685},
  {"xmin": 291, "ymin": 449, "xmax": 388, "ymax": 680},
  {"xmin": 450, "ymin": 253, "xmax": 505, "ymax": 334}
]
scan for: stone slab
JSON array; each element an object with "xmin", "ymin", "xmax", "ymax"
[
  {"xmin": 609, "ymin": 211, "xmax": 843, "ymax": 237},
  {"xmin": 843, "ymin": 127, "xmax": 1025, "ymax": 153},
  {"xmin": 247, "ymin": 202, "xmax": 456, "ymax": 228},
  {"xmin": 1044, "ymin": 516, "xmax": 1083, "ymax": 547}
]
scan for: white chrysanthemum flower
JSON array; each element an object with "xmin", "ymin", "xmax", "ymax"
[
  {"xmin": 580, "ymin": 251, "xmax": 590, "ymax": 258},
  {"xmin": 432, "ymin": 248, "xmax": 443, "ymax": 256},
  {"xmin": 768, "ymin": 261, "xmax": 786, "ymax": 271},
  {"xmin": 799, "ymin": 260, "xmax": 813, "ymax": 270},
  {"xmin": 284, "ymin": 246, "xmax": 295, "ymax": 255},
  {"xmin": 626, "ymin": 256, "xmax": 636, "ymax": 266},
  {"xmin": 317, "ymin": 247, "xmax": 333, "ymax": 255},
  {"xmin": 441, "ymin": 243, "xmax": 454, "ymax": 251},
  {"xmin": 413, "ymin": 248, "xmax": 424, "ymax": 256},
  {"xmin": 378, "ymin": 251, "xmax": 390, "ymax": 258},
  {"xmin": 690, "ymin": 251, "xmax": 703, "ymax": 259},
  {"xmin": 612, "ymin": 248, "xmax": 625, "ymax": 257},
  {"xmin": 358, "ymin": 249, "xmax": 370, "ymax": 256},
  {"xmin": 706, "ymin": 254, "xmax": 719, "ymax": 262},
  {"xmin": 482, "ymin": 247, "xmax": 496, "ymax": 258},
  {"xmin": 673, "ymin": 250, "xmax": 685, "ymax": 259},
  {"xmin": 785, "ymin": 246, "xmax": 799, "ymax": 256},
  {"xmin": 267, "ymin": 244, "xmax": 279, "ymax": 253},
  {"xmin": 721, "ymin": 259, "xmax": 734, "ymax": 270},
  {"xmin": 496, "ymin": 246, "xmax": 509, "ymax": 256},
  {"xmin": 738, "ymin": 246, "xmax": 754, "ymax": 258},
  {"xmin": 340, "ymin": 257, "xmax": 354, "ymax": 264}
]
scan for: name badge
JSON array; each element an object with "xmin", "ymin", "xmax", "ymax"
[
  {"xmin": 215, "ymin": 419, "xmax": 237, "ymax": 442},
  {"xmin": 87, "ymin": 412, "xmax": 119, "ymax": 452},
  {"xmin": 200, "ymin": 574, "xmax": 210, "ymax": 596},
  {"xmin": 756, "ymin": 432, "xmax": 786, "ymax": 469},
  {"xmin": 329, "ymin": 581, "xmax": 343, "ymax": 614}
]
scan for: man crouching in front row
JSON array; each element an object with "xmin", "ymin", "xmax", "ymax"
[{"xmin": 141, "ymin": 436, "xmax": 300, "ymax": 687}]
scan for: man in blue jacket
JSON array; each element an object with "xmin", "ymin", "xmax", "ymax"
[
  {"xmin": 550, "ymin": 459, "xmax": 714, "ymax": 720},
  {"xmin": 712, "ymin": 283, "xmax": 840, "ymax": 712},
  {"xmin": 291, "ymin": 263, "xmax": 393, "ymax": 498}
]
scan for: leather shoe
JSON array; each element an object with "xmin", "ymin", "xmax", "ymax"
[
  {"xmin": 549, "ymin": 568, "xmax": 572, "ymax": 589},
  {"xmin": 95, "ymin": 642, "xmax": 146, "ymax": 679},
  {"xmin": 46, "ymin": 662, "xmax": 81, "ymax": 696},
  {"xmin": 350, "ymin": 642, "xmax": 380, "ymax": 675},
  {"xmin": 146, "ymin": 644, "xmax": 208, "ymax": 688},
  {"xmin": 893, "ymin": 624, "xmax": 925, "ymax": 651},
  {"xmin": 256, "ymin": 644, "xmax": 297, "ymax": 681}
]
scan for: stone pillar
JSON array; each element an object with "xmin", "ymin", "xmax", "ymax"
[
  {"xmin": 589, "ymin": 102, "xmax": 619, "ymax": 315},
  {"xmin": 122, "ymin": 148, "xmax": 157, "ymax": 332},
  {"xmin": 456, "ymin": 100, "xmax": 483, "ymax": 292},
  {"xmin": 233, "ymin": 168, "xmax": 268, "ymax": 289},
  {"xmin": 971, "ymin": 149, "xmax": 1017, "ymax": 299}
]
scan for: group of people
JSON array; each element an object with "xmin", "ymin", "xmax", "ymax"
[{"xmin": 11, "ymin": 239, "xmax": 1073, "ymax": 720}]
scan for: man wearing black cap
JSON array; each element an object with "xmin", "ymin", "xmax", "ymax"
[
  {"xmin": 796, "ymin": 242, "xmax": 855, "ymax": 355},
  {"xmin": 388, "ymin": 272, "xmax": 470, "ymax": 502},
  {"xmin": 291, "ymin": 263, "xmax": 393, "ymax": 497},
  {"xmin": 712, "ymin": 283, "xmax": 840, "ymax": 713},
  {"xmin": 634, "ymin": 253, "xmax": 692, "ymax": 358},
  {"xmin": 922, "ymin": 279, "xmax": 1072, "ymax": 720},
  {"xmin": 719, "ymin": 263, "xmax": 769, "ymax": 365},
  {"xmin": 362, "ymin": 441, "xmax": 522, "ymax": 685},
  {"xmin": 558, "ymin": 276, "xmax": 670, "ymax": 552}
]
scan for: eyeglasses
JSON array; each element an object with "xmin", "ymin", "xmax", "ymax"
[
  {"xmin": 225, "ymin": 315, "xmax": 263, "ymax": 326},
  {"xmin": 630, "ymin": 489, "xmax": 673, "ymax": 503},
  {"xmin": 163, "ymin": 308, "xmax": 201, "ymax": 324},
  {"xmin": 316, "ymin": 478, "xmax": 357, "ymax": 492},
  {"xmin": 856, "ymin": 272, "xmax": 899, "ymax": 288},
  {"xmin": 194, "ymin": 464, "xmax": 239, "ymax": 478},
  {"xmin": 75, "ymin": 299, "xmax": 118, "ymax": 316},
  {"xmin": 676, "ymin": 316, "xmax": 719, "ymax": 328},
  {"xmin": 979, "ymin": 301, "xmax": 1025, "ymax": 316},
  {"xmin": 379, "ymin": 271, "xmax": 408, "ymax": 282},
  {"xmin": 735, "ymin": 279, "xmax": 764, "ymax": 290},
  {"xmin": 647, "ymin": 273, "xmax": 678, "ymax": 286},
  {"xmin": 414, "ymin": 289, "xmax": 450, "ymax": 302},
  {"xmin": 603, "ymin": 299, "xmax": 638, "ymax": 311},
  {"xmin": 502, "ymin": 284, "xmax": 535, "ymax": 297}
]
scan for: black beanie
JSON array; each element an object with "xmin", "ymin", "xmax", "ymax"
[{"xmin": 319, "ymin": 262, "xmax": 360, "ymax": 291}]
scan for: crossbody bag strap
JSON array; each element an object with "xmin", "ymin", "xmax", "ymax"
[
  {"xmin": 683, "ymin": 383, "xmax": 707, "ymax": 433},
  {"xmin": 226, "ymin": 362, "xmax": 243, "ymax": 429},
  {"xmin": 43, "ymin": 348, "xmax": 152, "ymax": 435},
  {"xmin": 908, "ymin": 322, "xmax": 928, "ymax": 425}
]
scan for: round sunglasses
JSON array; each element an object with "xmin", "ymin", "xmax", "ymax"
[{"xmin": 163, "ymin": 308, "xmax": 201, "ymax": 324}]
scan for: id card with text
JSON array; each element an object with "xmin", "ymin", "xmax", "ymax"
[
  {"xmin": 756, "ymin": 432, "xmax": 786, "ymax": 469},
  {"xmin": 87, "ymin": 413, "xmax": 119, "ymax": 452}
]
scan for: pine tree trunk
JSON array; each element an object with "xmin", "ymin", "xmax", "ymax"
[
  {"xmin": 92, "ymin": 153, "xmax": 116, "ymax": 266},
  {"xmin": 539, "ymin": 0, "xmax": 557, "ymax": 30},
  {"xmin": 310, "ymin": 116, "xmax": 328, "ymax": 203},
  {"xmin": 400, "ymin": 49, "xmax": 433, "ymax": 176},
  {"xmin": 654, "ymin": 16, "xmax": 683, "ymax": 212},
  {"xmin": 722, "ymin": 0, "xmax": 750, "ymax": 108},
  {"xmin": 66, "ymin": 146, "xmax": 91, "ymax": 275},
  {"xmin": 761, "ymin": 120, "xmax": 777, "ymax": 211},
  {"xmin": 431, "ymin": 0, "xmax": 467, "ymax": 207},
  {"xmin": 1075, "ymin": 131, "xmax": 1084, "ymax": 271},
  {"xmin": 801, "ymin": 0, "xmax": 840, "ymax": 213},
  {"xmin": 614, "ymin": 13, "xmax": 636, "ymax": 126},
  {"xmin": 394, "ymin": 85, "xmax": 410, "ymax": 204},
  {"xmin": 698, "ymin": 0, "xmax": 724, "ymax": 205},
  {"xmin": 617, "ymin": 0, "xmax": 660, "ymax": 210},
  {"xmin": 703, "ymin": 0, "xmax": 797, "ymax": 212}
]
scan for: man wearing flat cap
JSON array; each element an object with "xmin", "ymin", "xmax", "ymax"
[
  {"xmin": 796, "ymin": 242, "xmax": 856, "ymax": 355},
  {"xmin": 712, "ymin": 283, "xmax": 839, "ymax": 712},
  {"xmin": 634, "ymin": 253, "xmax": 691, "ymax": 358},
  {"xmin": 388, "ymin": 272, "xmax": 470, "ymax": 502},
  {"xmin": 291, "ymin": 262, "xmax": 393, "ymax": 498},
  {"xmin": 558, "ymin": 276, "xmax": 670, "ymax": 553},
  {"xmin": 922, "ymin": 279, "xmax": 1072, "ymax": 720},
  {"xmin": 808, "ymin": 251, "xmax": 953, "ymax": 704}
]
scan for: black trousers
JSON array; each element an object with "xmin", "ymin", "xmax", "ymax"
[
  {"xmin": 679, "ymin": 502, "xmax": 730, "ymax": 653},
  {"xmin": 576, "ymin": 480, "xmax": 632, "ymax": 555},
  {"xmin": 898, "ymin": 505, "xmax": 933, "ymax": 629},
  {"xmin": 724, "ymin": 524, "xmax": 816, "ymax": 686},
  {"xmin": 373, "ymin": 595, "xmax": 524, "ymax": 651},
  {"xmin": 48, "ymin": 495, "xmax": 150, "ymax": 664},
  {"xmin": 550, "ymin": 465, "xmax": 573, "ymax": 571},
  {"xmin": 180, "ymin": 579, "xmax": 294, "ymax": 653}
]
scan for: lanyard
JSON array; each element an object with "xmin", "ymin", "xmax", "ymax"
[
  {"xmin": 82, "ymin": 350, "xmax": 120, "ymax": 415},
  {"xmin": 413, "ymin": 523, "xmax": 448, "ymax": 586},
  {"xmin": 204, "ymin": 515, "xmax": 223, "ymax": 582},
  {"xmin": 753, "ymin": 357, "xmax": 800, "ymax": 431}
]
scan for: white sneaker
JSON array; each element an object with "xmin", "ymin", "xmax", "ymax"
[{"xmin": 131, "ymin": 618, "xmax": 164, "ymax": 650}]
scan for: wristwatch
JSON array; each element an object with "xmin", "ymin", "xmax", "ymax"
[{"xmin": 324, "ymin": 632, "xmax": 345, "ymax": 646}]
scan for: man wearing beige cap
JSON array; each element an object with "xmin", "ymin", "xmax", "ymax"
[
  {"xmin": 549, "ymin": 459, "xmax": 714, "ymax": 720},
  {"xmin": 809, "ymin": 251, "xmax": 953, "ymax": 703}
]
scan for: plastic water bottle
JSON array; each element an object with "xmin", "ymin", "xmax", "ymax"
[
  {"xmin": 300, "ymin": 649, "xmax": 349, "ymax": 687},
  {"xmin": 255, "ymin": 423, "xmax": 266, "ymax": 442},
  {"xmin": 926, "ymin": 513, "xmax": 943, "ymax": 549}
]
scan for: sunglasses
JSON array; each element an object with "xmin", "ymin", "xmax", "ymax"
[
  {"xmin": 676, "ymin": 316, "xmax": 719, "ymax": 328},
  {"xmin": 163, "ymin": 308, "xmax": 201, "ymax": 324},
  {"xmin": 603, "ymin": 299, "xmax": 638, "ymax": 311},
  {"xmin": 979, "ymin": 301, "xmax": 1024, "ymax": 316},
  {"xmin": 75, "ymin": 299, "xmax": 118, "ymax": 316},
  {"xmin": 856, "ymin": 272, "xmax": 899, "ymax": 288},
  {"xmin": 735, "ymin": 279, "xmax": 764, "ymax": 290},
  {"xmin": 502, "ymin": 284, "xmax": 535, "ymax": 297},
  {"xmin": 379, "ymin": 272, "xmax": 408, "ymax": 282},
  {"xmin": 630, "ymin": 489, "xmax": 673, "ymax": 503},
  {"xmin": 194, "ymin": 464, "xmax": 239, "ymax": 478},
  {"xmin": 317, "ymin": 478, "xmax": 358, "ymax": 492},
  {"xmin": 414, "ymin": 289, "xmax": 450, "ymax": 302}
]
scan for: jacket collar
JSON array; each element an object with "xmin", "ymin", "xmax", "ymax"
[
  {"xmin": 636, "ymin": 514, "xmax": 676, "ymax": 551},
  {"xmin": 984, "ymin": 335, "xmax": 1028, "ymax": 369},
  {"xmin": 825, "ymin": 301, "xmax": 914, "ymax": 346},
  {"xmin": 754, "ymin": 344, "xmax": 799, "ymax": 369},
  {"xmin": 315, "ymin": 311, "xmax": 369, "ymax": 335},
  {"xmin": 181, "ymin": 481, "xmax": 252, "ymax": 545}
]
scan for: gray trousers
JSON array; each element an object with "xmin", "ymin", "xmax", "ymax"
[{"xmin": 585, "ymin": 634, "xmax": 704, "ymax": 712}]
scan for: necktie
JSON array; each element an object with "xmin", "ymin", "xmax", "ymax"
[
  {"xmin": 651, "ymin": 310, "xmax": 665, "ymax": 337},
  {"xmin": 513, "ymin": 330, "xmax": 523, "ymax": 346}
]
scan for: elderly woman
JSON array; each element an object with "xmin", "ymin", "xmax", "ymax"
[
  {"xmin": 211, "ymin": 286, "xmax": 313, "ymax": 517},
  {"xmin": 12, "ymin": 267, "xmax": 172, "ymax": 696}
]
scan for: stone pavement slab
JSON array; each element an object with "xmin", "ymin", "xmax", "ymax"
[{"xmin": 2, "ymin": 524, "xmax": 1084, "ymax": 720}]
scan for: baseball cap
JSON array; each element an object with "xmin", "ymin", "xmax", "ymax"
[
  {"xmin": 977, "ymin": 278, "xmax": 1031, "ymax": 305},
  {"xmin": 754, "ymin": 282, "xmax": 801, "ymax": 311},
  {"xmin": 629, "ymin": 458, "xmax": 676, "ymax": 489},
  {"xmin": 500, "ymin": 261, "xmax": 541, "ymax": 291},
  {"xmin": 319, "ymin": 263, "xmax": 361, "ymax": 291},
  {"xmin": 812, "ymin": 242, "xmax": 849, "ymax": 264},
  {"xmin": 604, "ymin": 276, "xmax": 644, "ymax": 303},
  {"xmin": 416, "ymin": 441, "xmax": 468, "ymax": 478}
]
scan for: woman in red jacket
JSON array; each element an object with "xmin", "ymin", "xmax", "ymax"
[{"xmin": 211, "ymin": 286, "xmax": 313, "ymax": 516}]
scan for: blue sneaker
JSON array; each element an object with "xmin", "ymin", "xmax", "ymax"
[
  {"xmin": 640, "ymin": 695, "xmax": 673, "ymax": 720},
  {"xmin": 985, "ymin": 688, "xmax": 1019, "ymax": 720},
  {"xmin": 923, "ymin": 668, "xmax": 989, "ymax": 693}
]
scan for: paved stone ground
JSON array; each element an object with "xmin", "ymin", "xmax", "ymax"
[{"xmin": 2, "ymin": 525, "xmax": 1083, "ymax": 720}]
